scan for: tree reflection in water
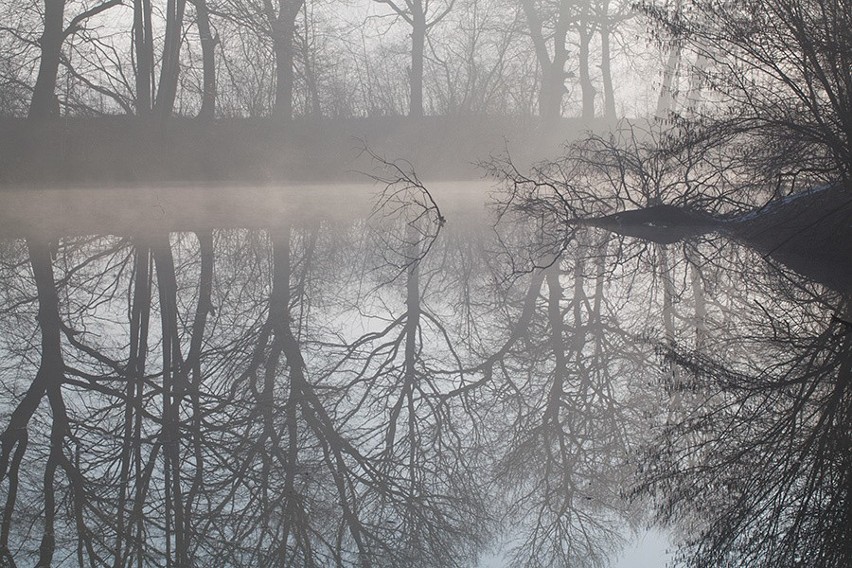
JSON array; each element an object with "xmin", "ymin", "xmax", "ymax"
[{"xmin": 0, "ymin": 175, "xmax": 848, "ymax": 567}]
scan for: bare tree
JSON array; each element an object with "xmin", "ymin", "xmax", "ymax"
[
  {"xmin": 646, "ymin": 0, "xmax": 852, "ymax": 178},
  {"xmin": 371, "ymin": 0, "xmax": 456, "ymax": 116},
  {"xmin": 212, "ymin": 0, "xmax": 307, "ymax": 119}
]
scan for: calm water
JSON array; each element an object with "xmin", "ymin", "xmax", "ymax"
[{"xmin": 0, "ymin": 181, "xmax": 847, "ymax": 567}]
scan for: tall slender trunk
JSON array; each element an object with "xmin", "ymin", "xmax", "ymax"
[
  {"xmin": 302, "ymin": 6, "xmax": 321, "ymax": 117},
  {"xmin": 656, "ymin": 44, "xmax": 680, "ymax": 119},
  {"xmin": 599, "ymin": 0, "xmax": 616, "ymax": 121},
  {"xmin": 156, "ymin": 0, "xmax": 187, "ymax": 119},
  {"xmin": 134, "ymin": 0, "xmax": 154, "ymax": 116},
  {"xmin": 656, "ymin": 0, "xmax": 682, "ymax": 120},
  {"xmin": 184, "ymin": 231, "xmax": 213, "ymax": 565},
  {"xmin": 545, "ymin": 264, "xmax": 566, "ymax": 425},
  {"xmin": 544, "ymin": 9, "xmax": 569, "ymax": 121},
  {"xmin": 659, "ymin": 246, "xmax": 682, "ymax": 421},
  {"xmin": 27, "ymin": 239, "xmax": 66, "ymax": 567},
  {"xmin": 153, "ymin": 236, "xmax": 188, "ymax": 568},
  {"xmin": 194, "ymin": 0, "xmax": 216, "ymax": 120},
  {"xmin": 410, "ymin": 2, "xmax": 426, "ymax": 118},
  {"xmin": 578, "ymin": 10, "xmax": 596, "ymax": 120},
  {"xmin": 29, "ymin": 0, "xmax": 66, "ymax": 119},
  {"xmin": 684, "ymin": 48, "xmax": 709, "ymax": 116},
  {"xmin": 114, "ymin": 243, "xmax": 151, "ymax": 568}
]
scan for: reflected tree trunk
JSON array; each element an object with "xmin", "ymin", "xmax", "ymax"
[
  {"xmin": 183, "ymin": 231, "xmax": 213, "ymax": 564},
  {"xmin": 152, "ymin": 235, "xmax": 188, "ymax": 568},
  {"xmin": 658, "ymin": 245, "xmax": 683, "ymax": 419},
  {"xmin": 689, "ymin": 254, "xmax": 707, "ymax": 349},
  {"xmin": 114, "ymin": 242, "xmax": 152, "ymax": 568},
  {"xmin": 28, "ymin": 239, "xmax": 65, "ymax": 566},
  {"xmin": 26, "ymin": 240, "xmax": 94, "ymax": 565}
]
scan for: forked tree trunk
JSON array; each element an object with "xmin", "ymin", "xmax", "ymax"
[
  {"xmin": 521, "ymin": 0, "xmax": 568, "ymax": 119},
  {"xmin": 26, "ymin": 239, "xmax": 68, "ymax": 567}
]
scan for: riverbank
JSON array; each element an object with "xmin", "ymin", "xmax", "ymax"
[
  {"xmin": 0, "ymin": 115, "xmax": 602, "ymax": 187},
  {"xmin": 578, "ymin": 183, "xmax": 852, "ymax": 293}
]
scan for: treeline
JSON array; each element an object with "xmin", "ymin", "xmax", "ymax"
[{"xmin": 0, "ymin": 0, "xmax": 664, "ymax": 121}]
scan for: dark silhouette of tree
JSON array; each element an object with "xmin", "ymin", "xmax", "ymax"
[
  {"xmin": 134, "ymin": 0, "xmax": 155, "ymax": 115},
  {"xmin": 191, "ymin": 0, "xmax": 219, "ymax": 120},
  {"xmin": 28, "ymin": 0, "xmax": 121, "ymax": 119}
]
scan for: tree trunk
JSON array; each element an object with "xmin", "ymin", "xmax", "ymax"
[
  {"xmin": 545, "ymin": 264, "xmax": 566, "ymax": 423},
  {"xmin": 134, "ymin": 0, "xmax": 154, "ymax": 116},
  {"xmin": 301, "ymin": 5, "xmax": 321, "ymax": 117},
  {"xmin": 656, "ymin": 44, "xmax": 680, "ymax": 119},
  {"xmin": 152, "ymin": 236, "xmax": 188, "ymax": 568},
  {"xmin": 194, "ymin": 0, "xmax": 216, "ymax": 120},
  {"xmin": 410, "ymin": 3, "xmax": 426, "ymax": 118},
  {"xmin": 114, "ymin": 243, "xmax": 151, "ymax": 568},
  {"xmin": 273, "ymin": 23, "xmax": 295, "ymax": 120},
  {"xmin": 578, "ymin": 12, "xmax": 596, "ymax": 120},
  {"xmin": 29, "ymin": 0, "xmax": 66, "ymax": 119},
  {"xmin": 26, "ymin": 239, "xmax": 66, "ymax": 567},
  {"xmin": 599, "ymin": 0, "xmax": 616, "ymax": 121},
  {"xmin": 543, "ymin": 3, "xmax": 569, "ymax": 121},
  {"xmin": 183, "ymin": 232, "xmax": 212, "ymax": 563},
  {"xmin": 684, "ymin": 49, "xmax": 709, "ymax": 116},
  {"xmin": 155, "ymin": 0, "xmax": 187, "ymax": 119},
  {"xmin": 656, "ymin": 0, "xmax": 682, "ymax": 120},
  {"xmin": 521, "ymin": 0, "xmax": 568, "ymax": 119}
]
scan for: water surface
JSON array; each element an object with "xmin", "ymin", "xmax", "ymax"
[{"xmin": 0, "ymin": 181, "xmax": 847, "ymax": 567}]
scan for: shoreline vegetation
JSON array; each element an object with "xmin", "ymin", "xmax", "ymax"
[
  {"xmin": 0, "ymin": 115, "xmax": 604, "ymax": 187},
  {"xmin": 578, "ymin": 184, "xmax": 852, "ymax": 293}
]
